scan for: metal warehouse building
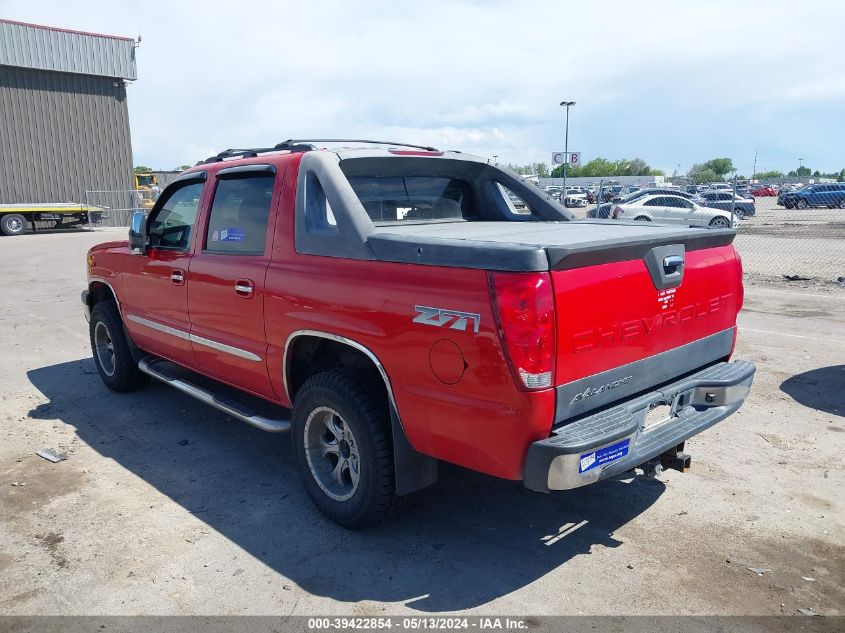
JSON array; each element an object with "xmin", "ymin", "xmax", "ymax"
[{"xmin": 0, "ymin": 19, "xmax": 137, "ymax": 204}]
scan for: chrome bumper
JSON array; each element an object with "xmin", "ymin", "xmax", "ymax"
[{"xmin": 523, "ymin": 360, "xmax": 756, "ymax": 492}]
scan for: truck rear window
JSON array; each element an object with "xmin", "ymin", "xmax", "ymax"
[{"xmin": 348, "ymin": 176, "xmax": 475, "ymax": 223}]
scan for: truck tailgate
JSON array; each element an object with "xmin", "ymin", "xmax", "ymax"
[{"xmin": 551, "ymin": 244, "xmax": 742, "ymax": 420}]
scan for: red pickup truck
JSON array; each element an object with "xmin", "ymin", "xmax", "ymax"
[{"xmin": 82, "ymin": 139, "xmax": 755, "ymax": 528}]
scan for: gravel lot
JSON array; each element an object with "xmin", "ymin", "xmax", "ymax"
[{"xmin": 0, "ymin": 229, "xmax": 843, "ymax": 617}]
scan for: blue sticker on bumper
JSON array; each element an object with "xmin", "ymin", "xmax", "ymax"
[{"xmin": 579, "ymin": 438, "xmax": 631, "ymax": 473}]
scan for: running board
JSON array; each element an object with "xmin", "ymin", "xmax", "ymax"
[{"xmin": 138, "ymin": 357, "xmax": 291, "ymax": 433}]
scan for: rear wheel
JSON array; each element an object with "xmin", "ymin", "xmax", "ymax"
[
  {"xmin": 292, "ymin": 369, "xmax": 399, "ymax": 529},
  {"xmin": 89, "ymin": 301, "xmax": 149, "ymax": 392},
  {"xmin": 1, "ymin": 214, "xmax": 28, "ymax": 236},
  {"xmin": 795, "ymin": 199, "xmax": 809, "ymax": 210},
  {"xmin": 709, "ymin": 216, "xmax": 731, "ymax": 229},
  {"xmin": 633, "ymin": 215, "xmax": 651, "ymax": 222}
]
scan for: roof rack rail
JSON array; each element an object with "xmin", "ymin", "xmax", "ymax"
[
  {"xmin": 274, "ymin": 139, "xmax": 438, "ymax": 152},
  {"xmin": 203, "ymin": 139, "xmax": 439, "ymax": 164},
  {"xmin": 203, "ymin": 147, "xmax": 276, "ymax": 164}
]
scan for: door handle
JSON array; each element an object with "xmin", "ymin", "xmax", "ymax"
[
  {"xmin": 234, "ymin": 280, "xmax": 254, "ymax": 297},
  {"xmin": 662, "ymin": 255, "xmax": 684, "ymax": 274},
  {"xmin": 170, "ymin": 270, "xmax": 185, "ymax": 285}
]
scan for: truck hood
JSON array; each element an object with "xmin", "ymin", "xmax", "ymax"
[{"xmin": 368, "ymin": 220, "xmax": 734, "ymax": 272}]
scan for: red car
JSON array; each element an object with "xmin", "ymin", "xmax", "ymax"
[
  {"xmin": 82, "ymin": 139, "xmax": 755, "ymax": 528},
  {"xmin": 751, "ymin": 185, "xmax": 777, "ymax": 197}
]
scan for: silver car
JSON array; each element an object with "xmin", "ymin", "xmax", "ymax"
[{"xmin": 611, "ymin": 194, "xmax": 737, "ymax": 229}]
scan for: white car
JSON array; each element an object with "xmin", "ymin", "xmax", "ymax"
[{"xmin": 611, "ymin": 194, "xmax": 738, "ymax": 229}]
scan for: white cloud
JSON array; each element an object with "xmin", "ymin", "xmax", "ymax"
[{"xmin": 3, "ymin": 0, "xmax": 844, "ymax": 171}]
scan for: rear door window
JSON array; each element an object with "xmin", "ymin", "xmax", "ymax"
[
  {"xmin": 205, "ymin": 173, "xmax": 275, "ymax": 254},
  {"xmin": 348, "ymin": 175, "xmax": 474, "ymax": 223}
]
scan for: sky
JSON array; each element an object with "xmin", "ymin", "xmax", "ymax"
[{"xmin": 2, "ymin": 0, "xmax": 844, "ymax": 175}]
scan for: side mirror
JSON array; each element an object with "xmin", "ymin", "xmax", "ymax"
[{"xmin": 128, "ymin": 210, "xmax": 148, "ymax": 255}]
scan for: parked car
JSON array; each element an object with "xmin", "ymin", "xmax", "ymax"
[
  {"xmin": 694, "ymin": 191, "xmax": 756, "ymax": 218},
  {"xmin": 750, "ymin": 185, "xmax": 777, "ymax": 197},
  {"xmin": 81, "ymin": 138, "xmax": 754, "ymax": 528},
  {"xmin": 611, "ymin": 194, "xmax": 738, "ymax": 228},
  {"xmin": 778, "ymin": 183, "xmax": 845, "ymax": 209},
  {"xmin": 589, "ymin": 188, "xmax": 696, "ymax": 219}
]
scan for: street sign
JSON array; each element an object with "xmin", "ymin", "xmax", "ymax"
[{"xmin": 552, "ymin": 151, "xmax": 581, "ymax": 165}]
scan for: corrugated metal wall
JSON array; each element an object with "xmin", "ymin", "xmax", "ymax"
[
  {"xmin": 0, "ymin": 20, "xmax": 137, "ymax": 80},
  {"xmin": 0, "ymin": 66, "xmax": 134, "ymax": 204}
]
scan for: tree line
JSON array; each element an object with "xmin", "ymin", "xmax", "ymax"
[{"xmin": 506, "ymin": 156, "xmax": 844, "ymax": 182}]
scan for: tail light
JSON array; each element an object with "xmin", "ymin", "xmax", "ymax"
[{"xmin": 489, "ymin": 272, "xmax": 556, "ymax": 390}]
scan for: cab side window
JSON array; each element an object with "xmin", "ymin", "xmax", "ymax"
[
  {"xmin": 147, "ymin": 181, "xmax": 204, "ymax": 250},
  {"xmin": 205, "ymin": 173, "xmax": 275, "ymax": 254}
]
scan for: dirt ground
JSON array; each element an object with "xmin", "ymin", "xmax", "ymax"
[{"xmin": 0, "ymin": 229, "xmax": 843, "ymax": 616}]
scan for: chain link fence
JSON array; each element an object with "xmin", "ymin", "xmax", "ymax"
[
  {"xmin": 534, "ymin": 178, "xmax": 844, "ymax": 285},
  {"xmin": 84, "ymin": 190, "xmax": 151, "ymax": 229}
]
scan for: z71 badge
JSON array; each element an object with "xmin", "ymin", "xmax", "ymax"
[{"xmin": 413, "ymin": 305, "xmax": 481, "ymax": 333}]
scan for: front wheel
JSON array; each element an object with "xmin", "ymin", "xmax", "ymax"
[
  {"xmin": 709, "ymin": 216, "xmax": 732, "ymax": 229},
  {"xmin": 89, "ymin": 302, "xmax": 149, "ymax": 392},
  {"xmin": 292, "ymin": 369, "xmax": 400, "ymax": 529},
  {"xmin": 795, "ymin": 199, "xmax": 809, "ymax": 210},
  {"xmin": 1, "ymin": 213, "xmax": 28, "ymax": 236}
]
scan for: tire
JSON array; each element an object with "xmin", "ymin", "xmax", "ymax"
[
  {"xmin": 292, "ymin": 369, "xmax": 399, "ymax": 529},
  {"xmin": 838, "ymin": 199, "xmax": 845, "ymax": 209},
  {"xmin": 1, "ymin": 213, "xmax": 28, "ymax": 236},
  {"xmin": 633, "ymin": 215, "xmax": 651, "ymax": 222},
  {"xmin": 795, "ymin": 199, "xmax": 809, "ymax": 210},
  {"xmin": 709, "ymin": 216, "xmax": 731, "ymax": 229},
  {"xmin": 89, "ymin": 301, "xmax": 149, "ymax": 392}
]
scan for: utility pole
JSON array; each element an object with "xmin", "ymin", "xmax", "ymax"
[
  {"xmin": 752, "ymin": 149, "xmax": 758, "ymax": 183},
  {"xmin": 560, "ymin": 101, "xmax": 575, "ymax": 205}
]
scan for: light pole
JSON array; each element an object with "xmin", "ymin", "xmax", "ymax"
[
  {"xmin": 798, "ymin": 157, "xmax": 804, "ymax": 175},
  {"xmin": 560, "ymin": 101, "xmax": 575, "ymax": 204}
]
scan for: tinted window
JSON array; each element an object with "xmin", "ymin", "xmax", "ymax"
[
  {"xmin": 147, "ymin": 181, "xmax": 204, "ymax": 250},
  {"xmin": 643, "ymin": 197, "xmax": 666, "ymax": 206},
  {"xmin": 348, "ymin": 176, "xmax": 473, "ymax": 222},
  {"xmin": 205, "ymin": 174, "xmax": 274, "ymax": 254},
  {"xmin": 657, "ymin": 196, "xmax": 687, "ymax": 208}
]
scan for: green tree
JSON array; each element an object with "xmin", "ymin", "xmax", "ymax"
[
  {"xmin": 175, "ymin": 164, "xmax": 192, "ymax": 171},
  {"xmin": 755, "ymin": 170, "xmax": 783, "ymax": 179},
  {"xmin": 787, "ymin": 166, "xmax": 812, "ymax": 177},
  {"xmin": 688, "ymin": 164, "xmax": 720, "ymax": 184},
  {"xmin": 133, "ymin": 165, "xmax": 153, "ymax": 174},
  {"xmin": 550, "ymin": 156, "xmax": 662, "ymax": 178},
  {"xmin": 703, "ymin": 158, "xmax": 735, "ymax": 178}
]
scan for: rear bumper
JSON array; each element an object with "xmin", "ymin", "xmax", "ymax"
[{"xmin": 523, "ymin": 360, "xmax": 756, "ymax": 492}]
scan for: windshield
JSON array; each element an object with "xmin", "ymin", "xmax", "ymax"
[{"xmin": 136, "ymin": 175, "xmax": 154, "ymax": 187}]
